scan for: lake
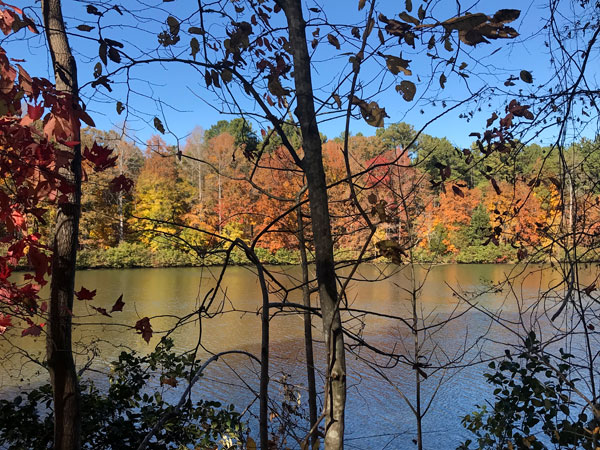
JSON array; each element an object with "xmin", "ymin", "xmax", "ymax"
[{"xmin": 0, "ymin": 263, "xmax": 594, "ymax": 449}]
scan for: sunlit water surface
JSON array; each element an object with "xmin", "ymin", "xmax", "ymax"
[{"xmin": 1, "ymin": 263, "xmax": 596, "ymax": 449}]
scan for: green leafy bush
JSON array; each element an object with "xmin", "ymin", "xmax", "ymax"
[
  {"xmin": 459, "ymin": 333, "xmax": 599, "ymax": 449},
  {"xmin": 0, "ymin": 339, "xmax": 245, "ymax": 449}
]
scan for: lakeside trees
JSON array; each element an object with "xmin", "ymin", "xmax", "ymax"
[
  {"xmin": 0, "ymin": 0, "xmax": 599, "ymax": 449},
  {"xmin": 74, "ymin": 128, "xmax": 581, "ymax": 267}
]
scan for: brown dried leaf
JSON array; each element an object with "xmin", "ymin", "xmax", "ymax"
[
  {"xmin": 399, "ymin": 11, "xmax": 420, "ymax": 26},
  {"xmin": 520, "ymin": 70, "xmax": 533, "ymax": 83},
  {"xmin": 486, "ymin": 112, "xmax": 498, "ymax": 127},
  {"xmin": 442, "ymin": 13, "xmax": 488, "ymax": 31},
  {"xmin": 77, "ymin": 24, "xmax": 94, "ymax": 32},
  {"xmin": 452, "ymin": 185, "xmax": 464, "ymax": 197},
  {"xmin": 376, "ymin": 239, "xmax": 407, "ymax": 264},
  {"xmin": 396, "ymin": 80, "xmax": 416, "ymax": 101},
  {"xmin": 332, "ymin": 93, "xmax": 342, "ymax": 109},
  {"xmin": 327, "ymin": 33, "xmax": 340, "ymax": 50},
  {"xmin": 492, "ymin": 9, "xmax": 520, "ymax": 24},
  {"xmin": 384, "ymin": 54, "xmax": 412, "ymax": 76},
  {"xmin": 439, "ymin": 73, "xmax": 447, "ymax": 89}
]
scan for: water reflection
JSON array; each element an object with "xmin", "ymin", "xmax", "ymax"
[{"xmin": 1, "ymin": 263, "xmax": 597, "ymax": 449}]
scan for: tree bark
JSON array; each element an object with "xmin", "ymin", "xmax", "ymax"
[
  {"xmin": 42, "ymin": 1, "xmax": 82, "ymax": 449},
  {"xmin": 279, "ymin": 2, "xmax": 347, "ymax": 448},
  {"xmin": 297, "ymin": 199, "xmax": 318, "ymax": 447}
]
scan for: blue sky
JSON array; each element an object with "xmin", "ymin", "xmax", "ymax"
[{"xmin": 4, "ymin": 0, "xmax": 592, "ymax": 149}]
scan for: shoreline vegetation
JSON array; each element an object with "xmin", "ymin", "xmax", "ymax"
[{"xmin": 70, "ymin": 241, "xmax": 592, "ymax": 270}]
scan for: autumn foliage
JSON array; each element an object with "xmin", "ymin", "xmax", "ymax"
[{"xmin": 0, "ymin": 38, "xmax": 133, "ymax": 337}]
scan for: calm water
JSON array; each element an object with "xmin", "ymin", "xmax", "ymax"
[{"xmin": 1, "ymin": 263, "xmax": 596, "ymax": 449}]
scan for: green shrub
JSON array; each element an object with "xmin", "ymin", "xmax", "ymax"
[
  {"xmin": 455, "ymin": 244, "xmax": 515, "ymax": 264},
  {"xmin": 0, "ymin": 339, "xmax": 245, "ymax": 449},
  {"xmin": 459, "ymin": 333, "xmax": 598, "ymax": 450}
]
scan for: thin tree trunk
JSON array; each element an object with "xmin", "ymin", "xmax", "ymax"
[
  {"xmin": 412, "ymin": 266, "xmax": 423, "ymax": 450},
  {"xmin": 234, "ymin": 240, "xmax": 269, "ymax": 450},
  {"xmin": 257, "ymin": 252, "xmax": 270, "ymax": 450},
  {"xmin": 218, "ymin": 169, "xmax": 222, "ymax": 234},
  {"xmin": 118, "ymin": 145, "xmax": 124, "ymax": 243},
  {"xmin": 42, "ymin": 1, "xmax": 82, "ymax": 449},
  {"xmin": 279, "ymin": 2, "xmax": 346, "ymax": 448},
  {"xmin": 198, "ymin": 163, "xmax": 203, "ymax": 204},
  {"xmin": 297, "ymin": 197, "xmax": 318, "ymax": 446}
]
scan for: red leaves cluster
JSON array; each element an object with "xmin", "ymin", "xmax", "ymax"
[{"xmin": 0, "ymin": 35, "xmax": 132, "ymax": 336}]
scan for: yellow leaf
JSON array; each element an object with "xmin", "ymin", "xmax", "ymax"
[{"xmin": 247, "ymin": 437, "xmax": 257, "ymax": 450}]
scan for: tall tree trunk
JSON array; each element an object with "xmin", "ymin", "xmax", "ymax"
[
  {"xmin": 42, "ymin": 1, "xmax": 82, "ymax": 449},
  {"xmin": 297, "ymin": 199, "xmax": 318, "ymax": 447},
  {"xmin": 279, "ymin": 2, "xmax": 346, "ymax": 448}
]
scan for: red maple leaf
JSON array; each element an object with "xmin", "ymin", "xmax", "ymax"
[
  {"xmin": 109, "ymin": 174, "xmax": 134, "ymax": 193},
  {"xmin": 27, "ymin": 103, "xmax": 44, "ymax": 120},
  {"xmin": 110, "ymin": 294, "xmax": 125, "ymax": 312},
  {"xmin": 27, "ymin": 245, "xmax": 50, "ymax": 284},
  {"xmin": 75, "ymin": 286, "xmax": 96, "ymax": 301},
  {"xmin": 21, "ymin": 319, "xmax": 44, "ymax": 337},
  {"xmin": 134, "ymin": 317, "xmax": 152, "ymax": 343},
  {"xmin": 83, "ymin": 142, "xmax": 117, "ymax": 172}
]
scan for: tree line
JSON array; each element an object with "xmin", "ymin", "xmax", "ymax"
[{"xmin": 73, "ymin": 121, "xmax": 600, "ymax": 268}]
